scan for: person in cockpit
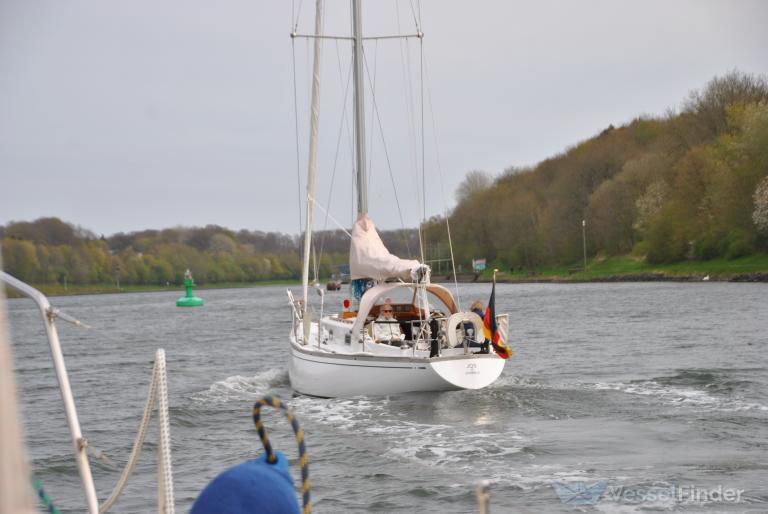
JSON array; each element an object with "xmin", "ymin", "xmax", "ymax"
[{"xmin": 373, "ymin": 301, "xmax": 405, "ymax": 345}]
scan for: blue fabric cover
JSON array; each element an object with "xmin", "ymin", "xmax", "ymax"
[
  {"xmin": 190, "ymin": 451, "xmax": 300, "ymax": 514},
  {"xmin": 351, "ymin": 278, "xmax": 374, "ymax": 301}
]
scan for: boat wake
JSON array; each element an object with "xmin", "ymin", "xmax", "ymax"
[
  {"xmin": 384, "ymin": 428, "xmax": 527, "ymax": 470},
  {"xmin": 192, "ymin": 369, "xmax": 290, "ymax": 404},
  {"xmin": 491, "ymin": 369, "xmax": 767, "ymax": 414},
  {"xmin": 289, "ymin": 396, "xmax": 390, "ymax": 431},
  {"xmin": 489, "ymin": 373, "xmax": 549, "ymax": 390},
  {"xmin": 592, "ymin": 372, "xmax": 768, "ymax": 413},
  {"xmin": 289, "ymin": 394, "xmax": 529, "ymax": 485}
]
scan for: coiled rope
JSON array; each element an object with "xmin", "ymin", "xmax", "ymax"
[{"xmin": 252, "ymin": 396, "xmax": 310, "ymax": 514}]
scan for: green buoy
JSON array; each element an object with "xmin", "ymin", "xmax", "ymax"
[{"xmin": 177, "ymin": 269, "xmax": 204, "ymax": 307}]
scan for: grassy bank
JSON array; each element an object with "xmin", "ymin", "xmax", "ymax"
[{"xmin": 483, "ymin": 254, "xmax": 768, "ymax": 282}]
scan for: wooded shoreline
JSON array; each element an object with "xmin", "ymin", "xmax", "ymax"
[
  {"xmin": 3, "ymin": 72, "xmax": 767, "ymax": 292},
  {"xmin": 6, "ymin": 262, "xmax": 766, "ymax": 299}
]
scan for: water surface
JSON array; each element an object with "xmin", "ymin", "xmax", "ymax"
[{"xmin": 7, "ymin": 282, "xmax": 768, "ymax": 512}]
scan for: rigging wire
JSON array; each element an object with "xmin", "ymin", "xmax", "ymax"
[
  {"xmin": 318, "ymin": 42, "xmax": 355, "ymax": 267},
  {"xmin": 361, "ymin": 50, "xmax": 411, "ymax": 253},
  {"xmin": 309, "ymin": 194, "xmax": 353, "ymax": 238},
  {"xmin": 291, "ymin": 24, "xmax": 304, "ymax": 237},
  {"xmin": 422, "ymin": 49, "xmax": 462, "ymax": 309},
  {"xmin": 366, "ymin": 40, "xmax": 378, "ymax": 196},
  {"xmin": 405, "ymin": 0, "xmax": 460, "ymax": 305},
  {"xmin": 292, "ymin": 0, "xmax": 304, "ymax": 33},
  {"xmin": 409, "ymin": 0, "xmax": 422, "ymax": 31},
  {"xmin": 306, "ymin": 37, "xmax": 312, "ymax": 125},
  {"xmin": 396, "ymin": 0, "xmax": 421, "ymax": 260},
  {"xmin": 311, "ymin": 239, "xmax": 318, "ymax": 285}
]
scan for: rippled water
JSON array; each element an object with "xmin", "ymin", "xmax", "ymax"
[{"xmin": 6, "ymin": 282, "xmax": 768, "ymax": 513}]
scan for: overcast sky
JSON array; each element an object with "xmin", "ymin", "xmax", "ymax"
[{"xmin": 1, "ymin": 1, "xmax": 767, "ymax": 236}]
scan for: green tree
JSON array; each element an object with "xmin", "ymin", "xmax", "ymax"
[{"xmin": 1, "ymin": 239, "xmax": 39, "ymax": 281}]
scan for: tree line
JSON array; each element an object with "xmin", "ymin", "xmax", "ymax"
[
  {"xmin": 424, "ymin": 71, "xmax": 768, "ymax": 269},
  {"xmin": 0, "ymin": 218, "xmax": 418, "ymax": 287}
]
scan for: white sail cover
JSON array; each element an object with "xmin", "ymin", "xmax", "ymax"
[{"xmin": 350, "ymin": 214, "xmax": 421, "ymax": 281}]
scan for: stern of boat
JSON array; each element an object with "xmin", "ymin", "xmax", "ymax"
[{"xmin": 429, "ymin": 355, "xmax": 505, "ymax": 390}]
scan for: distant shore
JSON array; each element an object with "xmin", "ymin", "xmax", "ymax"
[
  {"xmin": 3, "ymin": 280, "xmax": 301, "ymax": 299},
  {"xmin": 433, "ymin": 272, "xmax": 768, "ymax": 284},
  {"xmin": 5, "ymin": 254, "xmax": 767, "ymax": 299},
  {"xmin": 488, "ymin": 271, "xmax": 768, "ymax": 283},
  {"xmin": 438, "ymin": 254, "xmax": 768, "ymax": 284}
]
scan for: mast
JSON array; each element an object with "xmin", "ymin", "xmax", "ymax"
[
  {"xmin": 351, "ymin": 0, "xmax": 367, "ymax": 217},
  {"xmin": 301, "ymin": 0, "xmax": 324, "ymax": 311}
]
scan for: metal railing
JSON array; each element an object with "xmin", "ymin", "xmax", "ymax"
[
  {"xmin": 1, "ymin": 271, "xmax": 99, "ymax": 513},
  {"xmin": 0, "ymin": 271, "xmax": 175, "ymax": 513}
]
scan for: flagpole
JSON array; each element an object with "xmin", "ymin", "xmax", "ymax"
[{"xmin": 486, "ymin": 268, "xmax": 511, "ymax": 359}]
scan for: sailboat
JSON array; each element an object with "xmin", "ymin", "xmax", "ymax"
[{"xmin": 287, "ymin": 0, "xmax": 510, "ymax": 398}]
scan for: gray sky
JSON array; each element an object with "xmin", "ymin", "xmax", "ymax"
[{"xmin": 1, "ymin": 1, "xmax": 766, "ymax": 236}]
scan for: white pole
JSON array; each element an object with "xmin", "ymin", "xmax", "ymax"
[
  {"xmin": 301, "ymin": 0, "xmax": 325, "ymax": 314},
  {"xmin": 317, "ymin": 288, "xmax": 325, "ymax": 348},
  {"xmin": 0, "ymin": 272, "xmax": 99, "ymax": 513}
]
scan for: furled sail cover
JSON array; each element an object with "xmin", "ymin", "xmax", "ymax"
[{"xmin": 350, "ymin": 214, "xmax": 421, "ymax": 281}]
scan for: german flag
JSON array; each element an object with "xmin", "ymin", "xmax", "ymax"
[{"xmin": 483, "ymin": 273, "xmax": 511, "ymax": 359}]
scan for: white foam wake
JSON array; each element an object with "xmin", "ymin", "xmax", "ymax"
[
  {"xmin": 192, "ymin": 369, "xmax": 289, "ymax": 403},
  {"xmin": 593, "ymin": 381, "xmax": 768, "ymax": 413},
  {"xmin": 288, "ymin": 395, "xmax": 528, "ymax": 474}
]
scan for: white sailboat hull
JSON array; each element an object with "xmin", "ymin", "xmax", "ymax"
[{"xmin": 288, "ymin": 340, "xmax": 505, "ymax": 398}]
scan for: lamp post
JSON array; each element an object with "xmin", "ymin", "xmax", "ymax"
[{"xmin": 582, "ymin": 219, "xmax": 587, "ymax": 271}]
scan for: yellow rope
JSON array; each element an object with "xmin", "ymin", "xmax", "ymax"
[{"xmin": 252, "ymin": 395, "xmax": 311, "ymax": 513}]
